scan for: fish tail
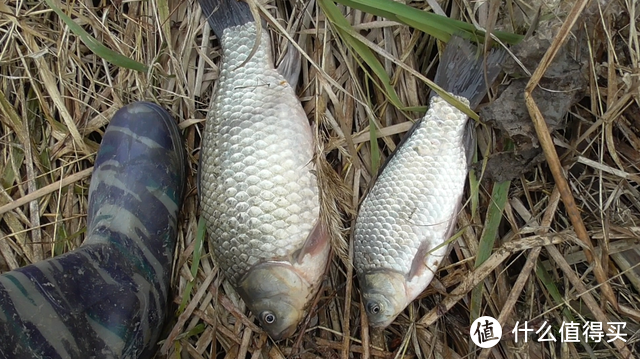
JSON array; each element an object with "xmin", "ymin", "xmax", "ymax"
[
  {"xmin": 433, "ymin": 36, "xmax": 505, "ymax": 109},
  {"xmin": 198, "ymin": 0, "xmax": 254, "ymax": 38}
]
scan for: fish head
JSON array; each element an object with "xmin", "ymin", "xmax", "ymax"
[
  {"xmin": 235, "ymin": 222, "xmax": 330, "ymax": 339},
  {"xmin": 359, "ymin": 270, "xmax": 408, "ymax": 328},
  {"xmin": 237, "ymin": 262, "xmax": 308, "ymax": 340}
]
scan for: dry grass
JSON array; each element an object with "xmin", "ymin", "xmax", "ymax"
[{"xmin": 1, "ymin": 0, "xmax": 639, "ymax": 358}]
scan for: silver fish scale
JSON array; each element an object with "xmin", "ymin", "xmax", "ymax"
[
  {"xmin": 200, "ymin": 22, "xmax": 319, "ymax": 285},
  {"xmin": 354, "ymin": 96, "xmax": 469, "ymax": 275}
]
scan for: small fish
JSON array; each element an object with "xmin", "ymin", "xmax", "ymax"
[
  {"xmin": 353, "ymin": 37, "xmax": 505, "ymax": 328},
  {"xmin": 197, "ymin": 0, "xmax": 330, "ymax": 339}
]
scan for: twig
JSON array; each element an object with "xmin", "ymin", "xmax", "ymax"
[
  {"xmin": 523, "ymin": 0, "xmax": 618, "ymax": 310},
  {"xmin": 478, "ymin": 187, "xmax": 561, "ymax": 359},
  {"xmin": 545, "ymin": 245, "xmax": 633, "ymax": 358},
  {"xmin": 418, "ymin": 233, "xmax": 569, "ymax": 326},
  {"xmin": 341, "ymin": 241, "xmax": 353, "ymax": 359},
  {"xmin": 160, "ymin": 268, "xmax": 217, "ymax": 353},
  {"xmin": 0, "ymin": 168, "xmax": 93, "ymax": 217}
]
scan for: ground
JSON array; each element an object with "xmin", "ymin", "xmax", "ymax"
[{"xmin": 0, "ymin": 0, "xmax": 638, "ymax": 358}]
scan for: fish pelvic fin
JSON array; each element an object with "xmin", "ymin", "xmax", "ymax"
[
  {"xmin": 433, "ymin": 36, "xmax": 505, "ymax": 109},
  {"xmin": 197, "ymin": 0, "xmax": 255, "ymax": 38}
]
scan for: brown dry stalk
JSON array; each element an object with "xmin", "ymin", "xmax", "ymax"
[
  {"xmin": 341, "ymin": 240, "xmax": 354, "ymax": 359},
  {"xmin": 237, "ymin": 327, "xmax": 253, "ymax": 359},
  {"xmin": 3, "ymin": 0, "xmax": 639, "ymax": 357},
  {"xmin": 523, "ymin": 0, "xmax": 618, "ymax": 310},
  {"xmin": 545, "ymin": 245, "xmax": 633, "ymax": 358},
  {"xmin": 316, "ymin": 337, "xmax": 401, "ymax": 358},
  {"xmin": 477, "ymin": 186, "xmax": 562, "ymax": 359},
  {"xmin": 161, "ymin": 268, "xmax": 217, "ymax": 354},
  {"xmin": 417, "ymin": 233, "xmax": 570, "ymax": 327},
  {"xmin": 0, "ymin": 167, "xmax": 93, "ymax": 217}
]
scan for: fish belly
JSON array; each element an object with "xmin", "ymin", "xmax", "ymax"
[{"xmin": 199, "ymin": 23, "xmax": 320, "ymax": 285}]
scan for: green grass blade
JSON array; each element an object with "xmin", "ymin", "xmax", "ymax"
[
  {"xmin": 319, "ymin": 0, "xmax": 407, "ymax": 111},
  {"xmin": 0, "ymin": 89, "xmax": 30, "ymax": 147},
  {"xmin": 0, "ymin": 89, "xmax": 30, "ymax": 188},
  {"xmin": 44, "ymin": 0, "xmax": 148, "ymax": 72},
  {"xmin": 54, "ymin": 213, "xmax": 68, "ymax": 256},
  {"xmin": 535, "ymin": 262, "xmax": 575, "ymax": 321},
  {"xmin": 176, "ymin": 323, "xmax": 206, "ymax": 340},
  {"xmin": 469, "ymin": 174, "xmax": 511, "ymax": 322},
  {"xmin": 177, "ymin": 276, "xmax": 195, "ymax": 314},
  {"xmin": 320, "ymin": 0, "xmax": 488, "ymax": 121},
  {"xmin": 157, "ymin": 0, "xmax": 172, "ymax": 45},
  {"xmin": 368, "ymin": 116, "xmax": 380, "ymax": 174},
  {"xmin": 395, "ymin": 15, "xmax": 455, "ymax": 42},
  {"xmin": 535, "ymin": 261, "xmax": 594, "ymax": 354},
  {"xmin": 27, "ymin": 88, "xmax": 53, "ymax": 181},
  {"xmin": 333, "ymin": 0, "xmax": 523, "ymax": 45},
  {"xmin": 177, "ymin": 217, "xmax": 207, "ymax": 314},
  {"xmin": 1, "ymin": 145, "xmax": 24, "ymax": 189}
]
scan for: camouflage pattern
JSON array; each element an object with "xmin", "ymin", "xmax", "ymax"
[{"xmin": 0, "ymin": 101, "xmax": 186, "ymax": 359}]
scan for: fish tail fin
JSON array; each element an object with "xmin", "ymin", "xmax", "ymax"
[
  {"xmin": 198, "ymin": 0, "xmax": 254, "ymax": 38},
  {"xmin": 433, "ymin": 36, "xmax": 505, "ymax": 109}
]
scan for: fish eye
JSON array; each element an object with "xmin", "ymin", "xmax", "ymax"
[
  {"xmin": 366, "ymin": 301, "xmax": 381, "ymax": 315},
  {"xmin": 261, "ymin": 311, "xmax": 276, "ymax": 324}
]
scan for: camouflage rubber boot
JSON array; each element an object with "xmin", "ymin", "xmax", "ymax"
[{"xmin": 0, "ymin": 102, "xmax": 187, "ymax": 359}]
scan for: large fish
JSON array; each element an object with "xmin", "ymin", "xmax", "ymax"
[
  {"xmin": 197, "ymin": 0, "xmax": 330, "ymax": 340},
  {"xmin": 354, "ymin": 37, "xmax": 504, "ymax": 328}
]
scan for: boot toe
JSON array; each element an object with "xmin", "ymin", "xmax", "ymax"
[
  {"xmin": 109, "ymin": 101, "xmax": 184, "ymax": 158},
  {"xmin": 88, "ymin": 101, "xmax": 187, "ymax": 231}
]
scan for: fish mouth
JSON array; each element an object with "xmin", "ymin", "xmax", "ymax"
[
  {"xmin": 237, "ymin": 262, "xmax": 310, "ymax": 340},
  {"xmin": 367, "ymin": 315, "xmax": 396, "ymax": 328},
  {"xmin": 267, "ymin": 323, "xmax": 298, "ymax": 341},
  {"xmin": 359, "ymin": 270, "xmax": 409, "ymax": 328},
  {"xmin": 363, "ymin": 299, "xmax": 399, "ymax": 328}
]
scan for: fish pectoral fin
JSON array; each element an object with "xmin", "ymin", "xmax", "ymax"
[
  {"xmin": 409, "ymin": 240, "xmax": 433, "ymax": 279},
  {"xmin": 276, "ymin": 41, "xmax": 301, "ymax": 89},
  {"xmin": 410, "ymin": 211, "xmax": 461, "ymax": 279},
  {"xmin": 293, "ymin": 221, "xmax": 329, "ymax": 264}
]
